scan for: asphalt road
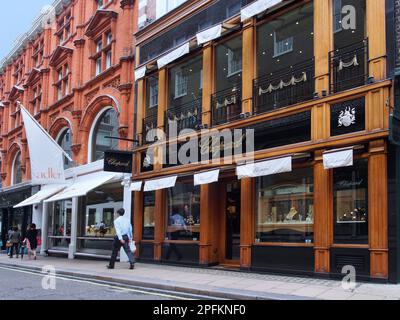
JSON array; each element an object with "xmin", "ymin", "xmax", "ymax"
[{"xmin": 0, "ymin": 266, "xmax": 180, "ymax": 300}]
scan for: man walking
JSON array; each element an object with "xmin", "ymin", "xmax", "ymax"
[{"xmin": 107, "ymin": 208, "xmax": 135, "ymax": 270}]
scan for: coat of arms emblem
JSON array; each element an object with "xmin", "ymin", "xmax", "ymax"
[{"xmin": 338, "ymin": 107, "xmax": 356, "ymax": 127}]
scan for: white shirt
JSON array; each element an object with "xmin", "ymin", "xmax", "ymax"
[{"xmin": 114, "ymin": 216, "xmax": 133, "ymax": 240}]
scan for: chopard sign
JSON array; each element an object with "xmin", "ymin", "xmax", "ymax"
[{"xmin": 104, "ymin": 150, "xmax": 133, "ymax": 173}]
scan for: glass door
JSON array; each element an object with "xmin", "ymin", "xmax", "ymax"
[{"xmin": 225, "ymin": 181, "xmax": 241, "ymax": 262}]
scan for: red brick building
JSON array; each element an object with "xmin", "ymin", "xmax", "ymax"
[{"xmin": 0, "ymin": 0, "xmax": 137, "ymax": 258}]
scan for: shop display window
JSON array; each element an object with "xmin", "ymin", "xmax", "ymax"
[
  {"xmin": 333, "ymin": 159, "xmax": 368, "ymax": 244},
  {"xmin": 143, "ymin": 191, "xmax": 155, "ymax": 240},
  {"xmin": 48, "ymin": 200, "xmax": 72, "ymax": 249},
  {"xmin": 166, "ymin": 182, "xmax": 200, "ymax": 241},
  {"xmin": 255, "ymin": 167, "xmax": 314, "ymax": 243}
]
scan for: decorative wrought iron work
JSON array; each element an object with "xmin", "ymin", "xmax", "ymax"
[
  {"xmin": 329, "ymin": 39, "xmax": 369, "ymax": 94},
  {"xmin": 253, "ymin": 59, "xmax": 315, "ymax": 115},
  {"xmin": 142, "ymin": 113, "xmax": 158, "ymax": 144},
  {"xmin": 165, "ymin": 98, "xmax": 202, "ymax": 135},
  {"xmin": 211, "ymin": 86, "xmax": 242, "ymax": 126}
]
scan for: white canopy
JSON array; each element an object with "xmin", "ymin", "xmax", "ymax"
[
  {"xmin": 144, "ymin": 176, "xmax": 177, "ymax": 192},
  {"xmin": 157, "ymin": 42, "xmax": 190, "ymax": 69},
  {"xmin": 130, "ymin": 181, "xmax": 143, "ymax": 192},
  {"xmin": 134, "ymin": 66, "xmax": 147, "ymax": 81},
  {"xmin": 194, "ymin": 170, "xmax": 220, "ymax": 186},
  {"xmin": 241, "ymin": 0, "xmax": 282, "ymax": 21},
  {"xmin": 323, "ymin": 148, "xmax": 354, "ymax": 170},
  {"xmin": 45, "ymin": 171, "xmax": 120, "ymax": 203},
  {"xmin": 14, "ymin": 184, "xmax": 67, "ymax": 208},
  {"xmin": 237, "ymin": 156, "xmax": 292, "ymax": 179},
  {"xmin": 196, "ymin": 24, "xmax": 223, "ymax": 45}
]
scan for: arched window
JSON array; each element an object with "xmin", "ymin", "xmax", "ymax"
[
  {"xmin": 12, "ymin": 152, "xmax": 22, "ymax": 185},
  {"xmin": 57, "ymin": 128, "xmax": 73, "ymax": 169},
  {"xmin": 91, "ymin": 108, "xmax": 119, "ymax": 162}
]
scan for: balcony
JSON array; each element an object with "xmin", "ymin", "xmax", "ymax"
[
  {"xmin": 165, "ymin": 98, "xmax": 202, "ymax": 135},
  {"xmin": 211, "ymin": 87, "xmax": 242, "ymax": 126},
  {"xmin": 142, "ymin": 113, "xmax": 158, "ymax": 144},
  {"xmin": 329, "ymin": 39, "xmax": 369, "ymax": 94},
  {"xmin": 253, "ymin": 59, "xmax": 315, "ymax": 115}
]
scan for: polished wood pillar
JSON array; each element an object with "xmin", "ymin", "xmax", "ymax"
[
  {"xmin": 366, "ymin": 0, "xmax": 387, "ymax": 81},
  {"xmin": 369, "ymin": 140, "xmax": 388, "ymax": 279},
  {"xmin": 157, "ymin": 68, "xmax": 167, "ymax": 131},
  {"xmin": 314, "ymin": 0, "xmax": 333, "ymax": 94},
  {"xmin": 241, "ymin": 18, "xmax": 255, "ymax": 114},
  {"xmin": 133, "ymin": 191, "xmax": 143, "ymax": 258},
  {"xmin": 202, "ymin": 43, "xmax": 214, "ymax": 127},
  {"xmin": 154, "ymin": 189, "xmax": 166, "ymax": 261},
  {"xmin": 136, "ymin": 79, "xmax": 145, "ymax": 138},
  {"xmin": 240, "ymin": 178, "xmax": 254, "ymax": 268},
  {"xmin": 314, "ymin": 150, "xmax": 333, "ymax": 273}
]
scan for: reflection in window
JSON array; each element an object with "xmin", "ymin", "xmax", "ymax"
[
  {"xmin": 12, "ymin": 152, "xmax": 22, "ymax": 185},
  {"xmin": 257, "ymin": 2, "xmax": 314, "ymax": 76},
  {"xmin": 333, "ymin": 159, "xmax": 368, "ymax": 244},
  {"xmin": 92, "ymin": 108, "xmax": 119, "ymax": 162},
  {"xmin": 57, "ymin": 128, "xmax": 73, "ymax": 169},
  {"xmin": 166, "ymin": 182, "xmax": 200, "ymax": 241},
  {"xmin": 215, "ymin": 36, "xmax": 242, "ymax": 93},
  {"xmin": 48, "ymin": 200, "xmax": 72, "ymax": 249},
  {"xmin": 143, "ymin": 192, "xmax": 156, "ymax": 240},
  {"xmin": 256, "ymin": 167, "xmax": 314, "ymax": 243}
]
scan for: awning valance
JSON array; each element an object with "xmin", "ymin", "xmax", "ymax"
[
  {"xmin": 45, "ymin": 171, "xmax": 120, "ymax": 203},
  {"xmin": 144, "ymin": 176, "xmax": 178, "ymax": 192},
  {"xmin": 14, "ymin": 184, "xmax": 67, "ymax": 208},
  {"xmin": 157, "ymin": 42, "xmax": 190, "ymax": 69},
  {"xmin": 130, "ymin": 181, "xmax": 143, "ymax": 192},
  {"xmin": 241, "ymin": 0, "xmax": 282, "ymax": 22},
  {"xmin": 194, "ymin": 170, "xmax": 220, "ymax": 186},
  {"xmin": 237, "ymin": 156, "xmax": 292, "ymax": 179},
  {"xmin": 197, "ymin": 24, "xmax": 223, "ymax": 45},
  {"xmin": 323, "ymin": 148, "xmax": 354, "ymax": 170},
  {"xmin": 134, "ymin": 66, "xmax": 147, "ymax": 81}
]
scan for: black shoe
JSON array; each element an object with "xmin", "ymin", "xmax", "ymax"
[
  {"xmin": 130, "ymin": 264, "xmax": 135, "ymax": 270},
  {"xmin": 106, "ymin": 265, "xmax": 114, "ymax": 269}
]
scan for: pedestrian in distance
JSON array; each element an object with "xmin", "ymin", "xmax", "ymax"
[
  {"xmin": 25, "ymin": 223, "xmax": 38, "ymax": 260},
  {"xmin": 9, "ymin": 227, "xmax": 21, "ymax": 259},
  {"xmin": 107, "ymin": 208, "xmax": 135, "ymax": 270}
]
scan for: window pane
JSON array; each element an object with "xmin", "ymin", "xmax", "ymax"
[
  {"xmin": 146, "ymin": 75, "xmax": 159, "ymax": 110},
  {"xmin": 143, "ymin": 192, "xmax": 156, "ymax": 240},
  {"xmin": 96, "ymin": 57, "xmax": 102, "ymax": 75},
  {"xmin": 256, "ymin": 167, "xmax": 314, "ymax": 243},
  {"xmin": 92, "ymin": 109, "xmax": 119, "ymax": 161},
  {"xmin": 333, "ymin": 0, "xmax": 366, "ymax": 49},
  {"xmin": 257, "ymin": 2, "xmax": 314, "ymax": 77},
  {"xmin": 333, "ymin": 159, "xmax": 368, "ymax": 244},
  {"xmin": 215, "ymin": 36, "xmax": 242, "ymax": 93},
  {"xmin": 106, "ymin": 50, "xmax": 112, "ymax": 69},
  {"xmin": 57, "ymin": 128, "xmax": 73, "ymax": 169},
  {"xmin": 13, "ymin": 152, "xmax": 22, "ymax": 185},
  {"xmin": 166, "ymin": 182, "xmax": 200, "ymax": 241},
  {"xmin": 48, "ymin": 200, "xmax": 72, "ymax": 249},
  {"xmin": 168, "ymin": 55, "xmax": 202, "ymax": 107}
]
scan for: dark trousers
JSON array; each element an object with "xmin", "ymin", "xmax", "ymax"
[
  {"xmin": 9, "ymin": 243, "xmax": 19, "ymax": 258},
  {"xmin": 109, "ymin": 235, "xmax": 135, "ymax": 268}
]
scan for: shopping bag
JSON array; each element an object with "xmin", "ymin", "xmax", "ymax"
[{"xmin": 129, "ymin": 241, "xmax": 137, "ymax": 253}]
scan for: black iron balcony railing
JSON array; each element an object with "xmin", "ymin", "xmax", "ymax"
[
  {"xmin": 165, "ymin": 98, "xmax": 202, "ymax": 135},
  {"xmin": 253, "ymin": 59, "xmax": 315, "ymax": 115},
  {"xmin": 329, "ymin": 39, "xmax": 369, "ymax": 94},
  {"xmin": 142, "ymin": 113, "xmax": 158, "ymax": 144},
  {"xmin": 211, "ymin": 86, "xmax": 242, "ymax": 126}
]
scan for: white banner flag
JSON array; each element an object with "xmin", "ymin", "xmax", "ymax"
[{"xmin": 20, "ymin": 105, "xmax": 69, "ymax": 184}]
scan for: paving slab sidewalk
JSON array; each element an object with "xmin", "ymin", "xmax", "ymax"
[{"xmin": 0, "ymin": 254, "xmax": 399, "ymax": 300}]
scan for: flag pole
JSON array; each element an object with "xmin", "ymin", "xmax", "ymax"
[{"xmin": 18, "ymin": 101, "xmax": 74, "ymax": 162}]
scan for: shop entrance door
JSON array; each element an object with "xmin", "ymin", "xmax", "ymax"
[{"xmin": 224, "ymin": 181, "xmax": 241, "ymax": 264}]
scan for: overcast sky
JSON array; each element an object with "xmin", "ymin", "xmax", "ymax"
[{"xmin": 0, "ymin": 0, "xmax": 51, "ymax": 60}]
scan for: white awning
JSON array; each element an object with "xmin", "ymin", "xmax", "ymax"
[
  {"xmin": 196, "ymin": 24, "xmax": 223, "ymax": 45},
  {"xmin": 194, "ymin": 170, "xmax": 220, "ymax": 186},
  {"xmin": 323, "ymin": 148, "xmax": 354, "ymax": 170},
  {"xmin": 130, "ymin": 181, "xmax": 143, "ymax": 192},
  {"xmin": 135, "ymin": 66, "xmax": 146, "ymax": 81},
  {"xmin": 45, "ymin": 171, "xmax": 120, "ymax": 203},
  {"xmin": 144, "ymin": 176, "xmax": 178, "ymax": 192},
  {"xmin": 157, "ymin": 43, "xmax": 190, "ymax": 69},
  {"xmin": 241, "ymin": 0, "xmax": 282, "ymax": 21},
  {"xmin": 14, "ymin": 184, "xmax": 67, "ymax": 208},
  {"xmin": 237, "ymin": 156, "xmax": 292, "ymax": 179}
]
